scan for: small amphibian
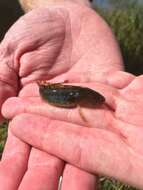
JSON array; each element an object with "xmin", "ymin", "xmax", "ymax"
[
  {"xmin": 38, "ymin": 81, "xmax": 105, "ymax": 108},
  {"xmin": 38, "ymin": 81, "xmax": 105, "ymax": 124}
]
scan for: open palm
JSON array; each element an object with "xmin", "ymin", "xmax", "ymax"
[{"xmin": 2, "ymin": 75, "xmax": 143, "ymax": 189}]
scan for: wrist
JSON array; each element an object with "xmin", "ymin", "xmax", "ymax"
[{"xmin": 19, "ymin": 0, "xmax": 91, "ymax": 12}]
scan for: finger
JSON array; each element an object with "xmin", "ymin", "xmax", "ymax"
[
  {"xmin": 10, "ymin": 113, "xmax": 143, "ymax": 188},
  {"xmin": 2, "ymin": 82, "xmax": 117, "ymax": 129},
  {"xmin": 107, "ymin": 71, "xmax": 135, "ymax": 89},
  {"xmin": 120, "ymin": 75, "xmax": 143, "ymax": 101},
  {"xmin": 61, "ymin": 164, "xmax": 98, "ymax": 190},
  {"xmin": 19, "ymin": 148, "xmax": 64, "ymax": 190},
  {"xmin": 0, "ymin": 127, "xmax": 30, "ymax": 190},
  {"xmin": 2, "ymin": 96, "xmax": 113, "ymax": 129}
]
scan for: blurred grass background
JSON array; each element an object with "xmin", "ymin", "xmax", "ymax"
[
  {"xmin": 0, "ymin": 122, "xmax": 8, "ymax": 159},
  {"xmin": 0, "ymin": 0, "xmax": 143, "ymax": 189}
]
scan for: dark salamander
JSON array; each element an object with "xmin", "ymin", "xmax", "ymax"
[{"xmin": 38, "ymin": 82, "xmax": 105, "ymax": 108}]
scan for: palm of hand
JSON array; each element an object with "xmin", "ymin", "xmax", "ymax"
[{"xmin": 2, "ymin": 75, "xmax": 143, "ymax": 189}]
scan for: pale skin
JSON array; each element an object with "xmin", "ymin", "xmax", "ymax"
[
  {"xmin": 0, "ymin": 0, "xmax": 137, "ymax": 189},
  {"xmin": 4, "ymin": 75, "xmax": 143, "ymax": 189}
]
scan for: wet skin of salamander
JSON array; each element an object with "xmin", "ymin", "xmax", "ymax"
[{"xmin": 38, "ymin": 81, "xmax": 105, "ymax": 124}]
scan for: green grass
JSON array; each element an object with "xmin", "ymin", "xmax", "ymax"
[
  {"xmin": 0, "ymin": 122, "xmax": 139, "ymax": 189},
  {"xmin": 0, "ymin": 121, "xmax": 8, "ymax": 159},
  {"xmin": 100, "ymin": 177, "xmax": 138, "ymax": 190}
]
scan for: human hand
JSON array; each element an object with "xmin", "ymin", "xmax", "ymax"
[
  {"xmin": 0, "ymin": 1, "xmax": 129, "ymax": 189},
  {"xmin": 0, "ymin": 0, "xmax": 123, "ymax": 119},
  {"xmin": 2, "ymin": 74, "xmax": 143, "ymax": 189}
]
